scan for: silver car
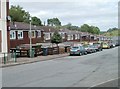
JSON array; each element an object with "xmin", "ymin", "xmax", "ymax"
[{"xmin": 70, "ymin": 46, "xmax": 87, "ymax": 56}]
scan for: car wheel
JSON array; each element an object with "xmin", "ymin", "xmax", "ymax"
[
  {"xmin": 84, "ymin": 52, "xmax": 87, "ymax": 55},
  {"xmin": 79, "ymin": 52, "xmax": 82, "ymax": 56},
  {"xmin": 94, "ymin": 50, "xmax": 96, "ymax": 52}
]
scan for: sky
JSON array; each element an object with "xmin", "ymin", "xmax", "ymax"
[{"xmin": 10, "ymin": 0, "xmax": 119, "ymax": 31}]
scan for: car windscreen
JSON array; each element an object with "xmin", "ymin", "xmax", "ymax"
[
  {"xmin": 71, "ymin": 47, "xmax": 79, "ymax": 49},
  {"xmin": 88, "ymin": 45, "xmax": 94, "ymax": 47},
  {"xmin": 83, "ymin": 45, "xmax": 88, "ymax": 48}
]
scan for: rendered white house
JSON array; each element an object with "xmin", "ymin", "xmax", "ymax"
[{"xmin": 0, "ymin": 0, "xmax": 9, "ymax": 53}]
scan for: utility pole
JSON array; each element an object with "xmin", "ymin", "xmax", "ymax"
[{"xmin": 29, "ymin": 17, "xmax": 32, "ymax": 58}]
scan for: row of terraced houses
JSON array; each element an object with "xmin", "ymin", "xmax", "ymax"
[{"xmin": 0, "ymin": 0, "xmax": 111, "ymax": 53}]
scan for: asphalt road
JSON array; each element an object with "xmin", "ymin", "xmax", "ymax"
[{"xmin": 2, "ymin": 47, "xmax": 119, "ymax": 87}]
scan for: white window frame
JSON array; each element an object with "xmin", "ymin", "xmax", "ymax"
[
  {"xmin": 37, "ymin": 30, "xmax": 41, "ymax": 38},
  {"xmin": 10, "ymin": 31, "xmax": 16, "ymax": 40},
  {"xmin": 67, "ymin": 34, "xmax": 71, "ymax": 40},
  {"xmin": 17, "ymin": 31, "xmax": 23, "ymax": 39},
  {"xmin": 71, "ymin": 34, "xmax": 73, "ymax": 40},
  {"xmin": 51, "ymin": 32, "xmax": 54, "ymax": 37},
  {"xmin": 28, "ymin": 31, "xmax": 36, "ymax": 38},
  {"xmin": 77, "ymin": 34, "xmax": 80, "ymax": 39},
  {"xmin": 61, "ymin": 32, "xmax": 65, "ymax": 39},
  {"xmin": 44, "ymin": 33, "xmax": 50, "ymax": 40},
  {"xmin": 75, "ymin": 34, "xmax": 78, "ymax": 40}
]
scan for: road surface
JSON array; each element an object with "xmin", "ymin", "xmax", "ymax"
[{"xmin": 2, "ymin": 47, "xmax": 119, "ymax": 87}]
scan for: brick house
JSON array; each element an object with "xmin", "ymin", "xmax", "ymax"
[
  {"xmin": 42, "ymin": 27, "xmax": 68, "ymax": 43},
  {"xmin": 10, "ymin": 22, "xmax": 44, "ymax": 48},
  {"xmin": 9, "ymin": 22, "xmax": 108, "ymax": 49}
]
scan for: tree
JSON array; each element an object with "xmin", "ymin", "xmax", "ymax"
[
  {"xmin": 51, "ymin": 31, "xmax": 62, "ymax": 45},
  {"xmin": 80, "ymin": 24, "xmax": 100, "ymax": 34},
  {"xmin": 31, "ymin": 16, "xmax": 42, "ymax": 26},
  {"xmin": 47, "ymin": 18, "xmax": 61, "ymax": 26},
  {"xmin": 80, "ymin": 24, "xmax": 90, "ymax": 32},
  {"xmin": 9, "ymin": 5, "xmax": 42, "ymax": 26},
  {"xmin": 62, "ymin": 23, "xmax": 79, "ymax": 30},
  {"xmin": 90, "ymin": 26, "xmax": 100, "ymax": 34},
  {"xmin": 10, "ymin": 5, "xmax": 30, "ymax": 22},
  {"xmin": 107, "ymin": 27, "xmax": 119, "ymax": 32}
]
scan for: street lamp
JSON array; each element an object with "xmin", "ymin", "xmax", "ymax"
[{"xmin": 29, "ymin": 17, "xmax": 32, "ymax": 58}]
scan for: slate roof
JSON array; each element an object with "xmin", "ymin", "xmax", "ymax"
[{"xmin": 10, "ymin": 22, "xmax": 102, "ymax": 37}]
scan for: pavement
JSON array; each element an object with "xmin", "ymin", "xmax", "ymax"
[{"xmin": 0, "ymin": 53, "xmax": 69, "ymax": 68}]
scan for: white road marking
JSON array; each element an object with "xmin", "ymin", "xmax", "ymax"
[{"xmin": 88, "ymin": 77, "xmax": 119, "ymax": 89}]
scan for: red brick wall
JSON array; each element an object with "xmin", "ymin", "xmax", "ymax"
[{"xmin": 10, "ymin": 31, "xmax": 44, "ymax": 48}]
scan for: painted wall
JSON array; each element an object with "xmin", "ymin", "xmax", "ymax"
[
  {"xmin": 0, "ymin": 0, "xmax": 1, "ymax": 52},
  {"xmin": 0, "ymin": 0, "xmax": 9, "ymax": 53}
]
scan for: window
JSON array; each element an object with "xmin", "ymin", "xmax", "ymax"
[
  {"xmin": 70, "ymin": 35, "xmax": 73, "ymax": 40},
  {"xmin": 44, "ymin": 33, "xmax": 50, "ymax": 40},
  {"xmin": 18, "ymin": 31, "xmax": 23, "ymax": 39},
  {"xmin": 75, "ymin": 34, "xmax": 78, "ymax": 39},
  {"xmin": 51, "ymin": 33, "xmax": 54, "ymax": 37},
  {"xmin": 77, "ymin": 34, "xmax": 80, "ymax": 39},
  {"xmin": 32, "ymin": 31, "xmax": 36, "ymax": 38},
  {"xmin": 37, "ymin": 30, "xmax": 41, "ymax": 38},
  {"xmin": 28, "ymin": 31, "xmax": 36, "ymax": 38},
  {"xmin": 61, "ymin": 33, "xmax": 65, "ymax": 39},
  {"xmin": 67, "ymin": 35, "xmax": 71, "ymax": 40},
  {"xmin": 10, "ymin": 31, "xmax": 16, "ymax": 40}
]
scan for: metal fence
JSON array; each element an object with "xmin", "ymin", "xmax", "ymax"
[{"xmin": 0, "ymin": 52, "xmax": 17, "ymax": 64}]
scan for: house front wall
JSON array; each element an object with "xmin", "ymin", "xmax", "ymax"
[
  {"xmin": 0, "ymin": 0, "xmax": 1, "ymax": 52},
  {"xmin": 73, "ymin": 34, "xmax": 80, "ymax": 42},
  {"xmin": 0, "ymin": 31, "xmax": 1, "ymax": 52},
  {"xmin": 0, "ymin": 0, "xmax": 10, "ymax": 53},
  {"xmin": 10, "ymin": 30, "xmax": 44, "ymax": 48}
]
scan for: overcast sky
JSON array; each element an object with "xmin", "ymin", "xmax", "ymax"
[{"xmin": 10, "ymin": 0, "xmax": 119, "ymax": 31}]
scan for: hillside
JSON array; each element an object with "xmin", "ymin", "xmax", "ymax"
[{"xmin": 103, "ymin": 30, "xmax": 120, "ymax": 36}]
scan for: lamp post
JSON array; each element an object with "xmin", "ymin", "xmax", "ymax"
[{"xmin": 29, "ymin": 17, "xmax": 32, "ymax": 58}]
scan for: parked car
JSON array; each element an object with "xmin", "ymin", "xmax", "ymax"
[
  {"xmin": 70, "ymin": 46, "xmax": 87, "ymax": 56},
  {"xmin": 102, "ymin": 42, "xmax": 110, "ymax": 49},
  {"xmin": 88, "ymin": 45, "xmax": 97, "ymax": 53},
  {"xmin": 109, "ymin": 43, "xmax": 114, "ymax": 48},
  {"xmin": 84, "ymin": 45, "xmax": 96, "ymax": 53},
  {"xmin": 93, "ymin": 43, "xmax": 103, "ymax": 51}
]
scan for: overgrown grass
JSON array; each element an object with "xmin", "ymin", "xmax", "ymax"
[{"xmin": 103, "ymin": 30, "xmax": 120, "ymax": 36}]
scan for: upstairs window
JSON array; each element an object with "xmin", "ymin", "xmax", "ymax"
[
  {"xmin": 28, "ymin": 31, "xmax": 36, "ymax": 38},
  {"xmin": 70, "ymin": 35, "xmax": 73, "ymax": 40},
  {"xmin": 44, "ymin": 33, "xmax": 50, "ymax": 40},
  {"xmin": 18, "ymin": 31, "xmax": 23, "ymax": 39},
  {"xmin": 37, "ymin": 30, "xmax": 41, "ymax": 38},
  {"xmin": 10, "ymin": 31, "xmax": 16, "ymax": 40},
  {"xmin": 61, "ymin": 33, "xmax": 65, "ymax": 39},
  {"xmin": 75, "ymin": 34, "xmax": 78, "ymax": 39},
  {"xmin": 77, "ymin": 34, "xmax": 80, "ymax": 39},
  {"xmin": 67, "ymin": 35, "xmax": 71, "ymax": 40}
]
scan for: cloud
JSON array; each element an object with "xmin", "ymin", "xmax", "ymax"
[{"xmin": 10, "ymin": 0, "xmax": 119, "ymax": 31}]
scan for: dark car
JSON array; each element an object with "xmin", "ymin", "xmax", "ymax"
[
  {"xmin": 70, "ymin": 46, "xmax": 87, "ymax": 56},
  {"xmin": 93, "ymin": 43, "xmax": 103, "ymax": 51}
]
